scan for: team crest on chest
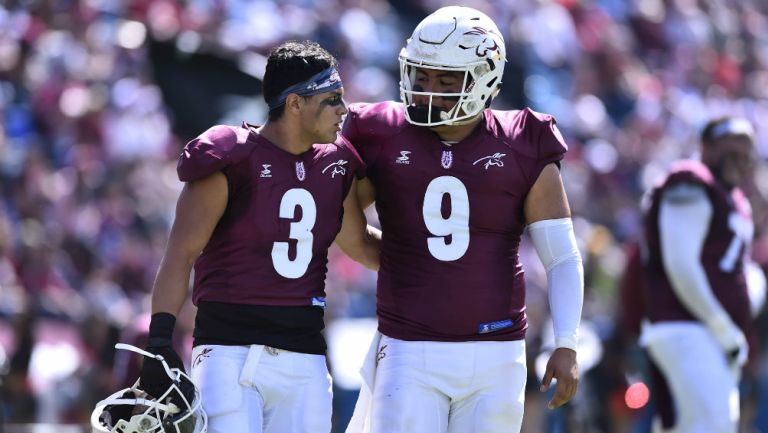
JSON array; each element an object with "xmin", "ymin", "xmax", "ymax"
[
  {"xmin": 322, "ymin": 159, "xmax": 348, "ymax": 178},
  {"xmin": 260, "ymin": 164, "xmax": 272, "ymax": 178},
  {"xmin": 441, "ymin": 150, "xmax": 453, "ymax": 169},
  {"xmin": 473, "ymin": 152, "xmax": 506, "ymax": 170},
  {"xmin": 295, "ymin": 161, "xmax": 306, "ymax": 181}
]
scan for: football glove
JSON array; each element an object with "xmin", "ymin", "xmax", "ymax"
[{"xmin": 139, "ymin": 313, "xmax": 191, "ymax": 403}]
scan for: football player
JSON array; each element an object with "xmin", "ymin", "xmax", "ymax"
[
  {"xmin": 342, "ymin": 6, "xmax": 583, "ymax": 433},
  {"xmin": 138, "ymin": 40, "xmax": 380, "ymax": 433},
  {"xmin": 640, "ymin": 117, "xmax": 759, "ymax": 433}
]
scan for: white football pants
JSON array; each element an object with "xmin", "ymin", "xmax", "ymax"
[
  {"xmin": 190, "ymin": 344, "xmax": 332, "ymax": 433},
  {"xmin": 361, "ymin": 335, "xmax": 527, "ymax": 433},
  {"xmin": 643, "ymin": 322, "xmax": 740, "ymax": 433}
]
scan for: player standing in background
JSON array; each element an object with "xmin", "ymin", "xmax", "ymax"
[
  {"xmin": 641, "ymin": 117, "xmax": 760, "ymax": 433},
  {"xmin": 137, "ymin": 40, "xmax": 380, "ymax": 433},
  {"xmin": 343, "ymin": 6, "xmax": 584, "ymax": 433}
]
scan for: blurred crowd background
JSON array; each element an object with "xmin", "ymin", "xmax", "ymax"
[{"xmin": 1, "ymin": 0, "xmax": 768, "ymax": 432}]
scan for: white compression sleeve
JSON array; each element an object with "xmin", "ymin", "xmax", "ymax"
[
  {"xmin": 528, "ymin": 217, "xmax": 584, "ymax": 351},
  {"xmin": 659, "ymin": 184, "xmax": 737, "ymax": 333}
]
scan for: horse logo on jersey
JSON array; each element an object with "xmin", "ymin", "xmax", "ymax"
[
  {"xmin": 193, "ymin": 347, "xmax": 213, "ymax": 367},
  {"xmin": 376, "ymin": 344, "xmax": 387, "ymax": 364},
  {"xmin": 396, "ymin": 151, "xmax": 411, "ymax": 165},
  {"xmin": 295, "ymin": 161, "xmax": 306, "ymax": 181},
  {"xmin": 260, "ymin": 164, "xmax": 272, "ymax": 178},
  {"xmin": 473, "ymin": 152, "xmax": 506, "ymax": 170},
  {"xmin": 459, "ymin": 27, "xmax": 501, "ymax": 57},
  {"xmin": 441, "ymin": 150, "xmax": 453, "ymax": 169},
  {"xmin": 322, "ymin": 159, "xmax": 348, "ymax": 178}
]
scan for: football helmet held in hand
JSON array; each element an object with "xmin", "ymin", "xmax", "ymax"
[
  {"xmin": 91, "ymin": 344, "xmax": 207, "ymax": 433},
  {"xmin": 399, "ymin": 6, "xmax": 506, "ymax": 127}
]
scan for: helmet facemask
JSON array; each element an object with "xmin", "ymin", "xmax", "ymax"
[{"xmin": 400, "ymin": 56, "xmax": 501, "ymax": 126}]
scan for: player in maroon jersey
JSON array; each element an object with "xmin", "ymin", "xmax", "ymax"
[
  {"xmin": 136, "ymin": 41, "xmax": 380, "ymax": 433},
  {"xmin": 640, "ymin": 117, "xmax": 760, "ymax": 433},
  {"xmin": 343, "ymin": 7, "xmax": 583, "ymax": 433}
]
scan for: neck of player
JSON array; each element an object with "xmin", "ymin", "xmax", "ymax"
[
  {"xmin": 430, "ymin": 115, "xmax": 483, "ymax": 142},
  {"xmin": 259, "ymin": 120, "xmax": 315, "ymax": 155}
]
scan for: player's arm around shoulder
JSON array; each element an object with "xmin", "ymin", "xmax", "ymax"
[
  {"xmin": 151, "ymin": 172, "xmax": 229, "ymax": 315},
  {"xmin": 334, "ymin": 177, "xmax": 381, "ymax": 271},
  {"xmin": 525, "ymin": 163, "xmax": 584, "ymax": 409}
]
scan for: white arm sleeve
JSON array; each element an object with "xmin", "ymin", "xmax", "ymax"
[
  {"xmin": 528, "ymin": 217, "xmax": 584, "ymax": 351},
  {"xmin": 659, "ymin": 184, "xmax": 738, "ymax": 334}
]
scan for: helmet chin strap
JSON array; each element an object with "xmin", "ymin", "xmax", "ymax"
[
  {"xmin": 407, "ymin": 104, "xmax": 483, "ymax": 126},
  {"xmin": 407, "ymin": 105, "xmax": 445, "ymax": 124}
]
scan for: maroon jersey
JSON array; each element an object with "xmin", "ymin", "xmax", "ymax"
[
  {"xmin": 343, "ymin": 101, "xmax": 567, "ymax": 341},
  {"xmin": 177, "ymin": 123, "xmax": 364, "ymax": 307},
  {"xmin": 643, "ymin": 160, "xmax": 753, "ymax": 332}
]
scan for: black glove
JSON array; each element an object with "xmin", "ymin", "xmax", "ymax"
[{"xmin": 139, "ymin": 313, "xmax": 186, "ymax": 401}]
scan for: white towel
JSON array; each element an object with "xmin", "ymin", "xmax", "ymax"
[
  {"xmin": 345, "ymin": 332, "xmax": 382, "ymax": 433},
  {"xmin": 238, "ymin": 344, "xmax": 265, "ymax": 387}
]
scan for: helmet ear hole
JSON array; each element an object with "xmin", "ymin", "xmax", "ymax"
[{"xmin": 474, "ymin": 64, "xmax": 489, "ymax": 76}]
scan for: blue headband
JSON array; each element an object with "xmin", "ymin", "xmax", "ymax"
[{"xmin": 267, "ymin": 67, "xmax": 343, "ymax": 110}]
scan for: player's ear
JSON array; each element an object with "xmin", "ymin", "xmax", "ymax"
[{"xmin": 285, "ymin": 93, "xmax": 303, "ymax": 116}]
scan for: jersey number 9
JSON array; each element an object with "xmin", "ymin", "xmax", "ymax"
[{"xmin": 422, "ymin": 176, "xmax": 470, "ymax": 261}]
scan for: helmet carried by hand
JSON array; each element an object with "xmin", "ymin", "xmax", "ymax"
[{"xmin": 91, "ymin": 344, "xmax": 207, "ymax": 433}]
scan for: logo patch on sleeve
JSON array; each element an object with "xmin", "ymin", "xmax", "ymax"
[{"xmin": 478, "ymin": 319, "xmax": 513, "ymax": 334}]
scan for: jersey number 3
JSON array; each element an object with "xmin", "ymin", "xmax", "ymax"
[
  {"xmin": 272, "ymin": 188, "xmax": 316, "ymax": 278},
  {"xmin": 423, "ymin": 176, "xmax": 470, "ymax": 261}
]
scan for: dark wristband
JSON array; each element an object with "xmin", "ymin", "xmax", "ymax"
[{"xmin": 148, "ymin": 312, "xmax": 176, "ymax": 347}]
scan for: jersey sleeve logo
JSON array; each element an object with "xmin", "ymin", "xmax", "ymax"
[
  {"xmin": 321, "ymin": 159, "xmax": 348, "ymax": 178},
  {"xmin": 396, "ymin": 151, "xmax": 412, "ymax": 165},
  {"xmin": 473, "ymin": 152, "xmax": 506, "ymax": 170},
  {"xmin": 260, "ymin": 164, "xmax": 272, "ymax": 178}
]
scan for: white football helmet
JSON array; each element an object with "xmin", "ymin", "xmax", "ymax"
[
  {"xmin": 91, "ymin": 344, "xmax": 207, "ymax": 433},
  {"xmin": 399, "ymin": 6, "xmax": 507, "ymax": 127}
]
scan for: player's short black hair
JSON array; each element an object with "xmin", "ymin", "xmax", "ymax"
[
  {"xmin": 263, "ymin": 40, "xmax": 339, "ymax": 121},
  {"xmin": 700, "ymin": 116, "xmax": 731, "ymax": 146}
]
